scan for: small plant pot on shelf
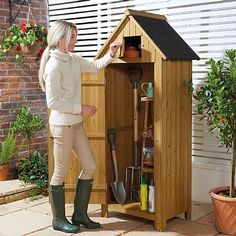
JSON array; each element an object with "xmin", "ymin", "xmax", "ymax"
[
  {"xmin": 0, "ymin": 165, "xmax": 10, "ymax": 181},
  {"xmin": 124, "ymin": 46, "xmax": 139, "ymax": 58},
  {"xmin": 209, "ymin": 186, "xmax": 236, "ymax": 235}
]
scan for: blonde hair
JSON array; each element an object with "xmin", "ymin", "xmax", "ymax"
[{"xmin": 39, "ymin": 20, "xmax": 77, "ymax": 92}]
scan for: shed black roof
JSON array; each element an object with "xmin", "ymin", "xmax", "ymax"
[{"xmin": 133, "ymin": 15, "xmax": 199, "ymax": 60}]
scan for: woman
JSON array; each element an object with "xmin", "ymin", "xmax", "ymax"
[{"xmin": 39, "ymin": 20, "xmax": 120, "ymax": 233}]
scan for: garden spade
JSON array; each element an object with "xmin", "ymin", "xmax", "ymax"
[{"xmin": 108, "ymin": 128, "xmax": 126, "ymax": 204}]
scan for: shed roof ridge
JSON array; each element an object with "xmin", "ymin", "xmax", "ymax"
[{"xmin": 125, "ymin": 8, "xmax": 167, "ymax": 21}]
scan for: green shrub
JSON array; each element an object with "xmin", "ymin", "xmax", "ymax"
[
  {"xmin": 194, "ymin": 49, "xmax": 236, "ymax": 197},
  {"xmin": 11, "ymin": 106, "xmax": 45, "ymax": 157},
  {"xmin": 18, "ymin": 150, "xmax": 48, "ymax": 192},
  {"xmin": 0, "ymin": 131, "xmax": 22, "ymax": 166}
]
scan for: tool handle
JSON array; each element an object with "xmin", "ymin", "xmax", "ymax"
[
  {"xmin": 134, "ymin": 88, "xmax": 138, "ymax": 142},
  {"xmin": 108, "ymin": 128, "xmax": 118, "ymax": 182},
  {"xmin": 108, "ymin": 129, "xmax": 116, "ymax": 151},
  {"xmin": 134, "ymin": 141, "xmax": 139, "ymax": 167},
  {"xmin": 111, "ymin": 150, "xmax": 119, "ymax": 183}
]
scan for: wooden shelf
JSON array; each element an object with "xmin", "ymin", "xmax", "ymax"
[
  {"xmin": 141, "ymin": 97, "xmax": 153, "ymax": 102},
  {"xmin": 142, "ymin": 167, "xmax": 154, "ymax": 173},
  {"xmin": 109, "ymin": 202, "xmax": 155, "ymax": 221},
  {"xmin": 111, "ymin": 57, "xmax": 150, "ymax": 64}
]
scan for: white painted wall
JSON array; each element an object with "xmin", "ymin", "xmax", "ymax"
[{"xmin": 192, "ymin": 162, "xmax": 231, "ymax": 203}]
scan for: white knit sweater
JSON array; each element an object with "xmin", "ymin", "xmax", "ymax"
[{"xmin": 44, "ymin": 49, "xmax": 113, "ymax": 125}]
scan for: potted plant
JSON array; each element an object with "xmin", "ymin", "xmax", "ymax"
[
  {"xmin": 0, "ymin": 22, "xmax": 47, "ymax": 63},
  {"xmin": 194, "ymin": 49, "xmax": 236, "ymax": 234},
  {"xmin": 0, "ymin": 131, "xmax": 22, "ymax": 181},
  {"xmin": 10, "ymin": 106, "xmax": 48, "ymax": 193},
  {"xmin": 11, "ymin": 106, "xmax": 45, "ymax": 157}
]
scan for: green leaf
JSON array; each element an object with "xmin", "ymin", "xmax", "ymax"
[{"xmin": 194, "ymin": 49, "xmax": 236, "ymax": 150}]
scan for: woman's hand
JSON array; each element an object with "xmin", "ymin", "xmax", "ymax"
[
  {"xmin": 110, "ymin": 41, "xmax": 121, "ymax": 57},
  {"xmin": 81, "ymin": 105, "xmax": 97, "ymax": 116}
]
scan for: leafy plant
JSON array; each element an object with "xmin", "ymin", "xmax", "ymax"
[
  {"xmin": 18, "ymin": 150, "xmax": 48, "ymax": 192},
  {"xmin": 0, "ymin": 22, "xmax": 47, "ymax": 63},
  {"xmin": 0, "ymin": 131, "xmax": 22, "ymax": 166},
  {"xmin": 194, "ymin": 49, "xmax": 236, "ymax": 197},
  {"xmin": 11, "ymin": 106, "xmax": 45, "ymax": 157}
]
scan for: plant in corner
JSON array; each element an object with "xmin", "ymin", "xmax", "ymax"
[
  {"xmin": 0, "ymin": 131, "xmax": 22, "ymax": 181},
  {"xmin": 193, "ymin": 49, "xmax": 236, "ymax": 234},
  {"xmin": 11, "ymin": 106, "xmax": 48, "ymax": 193}
]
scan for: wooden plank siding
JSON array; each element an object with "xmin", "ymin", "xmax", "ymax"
[{"xmin": 160, "ymin": 60, "xmax": 192, "ymax": 220}]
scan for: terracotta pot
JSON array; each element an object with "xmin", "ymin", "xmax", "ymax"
[
  {"xmin": 209, "ymin": 186, "xmax": 236, "ymax": 235},
  {"xmin": 124, "ymin": 46, "xmax": 139, "ymax": 58},
  {"xmin": 0, "ymin": 164, "xmax": 10, "ymax": 181}
]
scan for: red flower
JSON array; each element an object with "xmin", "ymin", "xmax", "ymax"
[
  {"xmin": 21, "ymin": 22, "xmax": 27, "ymax": 33},
  {"xmin": 16, "ymin": 44, "xmax": 21, "ymax": 51},
  {"xmin": 36, "ymin": 48, "xmax": 45, "ymax": 60}
]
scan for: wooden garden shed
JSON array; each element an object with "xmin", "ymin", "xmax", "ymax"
[{"xmin": 48, "ymin": 9, "xmax": 199, "ymax": 231}]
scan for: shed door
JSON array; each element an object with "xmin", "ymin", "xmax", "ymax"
[{"xmin": 48, "ymin": 70, "xmax": 107, "ymax": 204}]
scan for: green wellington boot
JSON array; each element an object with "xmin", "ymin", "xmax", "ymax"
[
  {"xmin": 72, "ymin": 179, "xmax": 101, "ymax": 229},
  {"xmin": 48, "ymin": 185, "xmax": 80, "ymax": 233}
]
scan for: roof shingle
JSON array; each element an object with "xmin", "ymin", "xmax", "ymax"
[{"xmin": 133, "ymin": 15, "xmax": 199, "ymax": 60}]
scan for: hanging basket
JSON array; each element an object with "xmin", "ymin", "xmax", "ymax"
[{"xmin": 22, "ymin": 43, "xmax": 41, "ymax": 56}]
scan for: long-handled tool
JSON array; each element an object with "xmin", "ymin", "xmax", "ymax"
[
  {"xmin": 108, "ymin": 128, "xmax": 126, "ymax": 204},
  {"xmin": 125, "ymin": 68, "xmax": 143, "ymax": 201}
]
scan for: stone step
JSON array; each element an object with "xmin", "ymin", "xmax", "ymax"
[{"xmin": 0, "ymin": 179, "xmax": 36, "ymax": 205}]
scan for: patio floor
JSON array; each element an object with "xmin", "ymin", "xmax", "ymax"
[{"xmin": 0, "ymin": 180, "xmax": 227, "ymax": 236}]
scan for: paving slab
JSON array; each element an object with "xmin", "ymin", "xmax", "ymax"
[
  {"xmin": 167, "ymin": 218, "xmax": 218, "ymax": 235},
  {"xmin": 191, "ymin": 201, "xmax": 214, "ymax": 221},
  {"xmin": 27, "ymin": 225, "xmax": 122, "ymax": 236},
  {"xmin": 0, "ymin": 204, "xmax": 21, "ymax": 216},
  {"xmin": 196, "ymin": 212, "xmax": 215, "ymax": 226},
  {"xmin": 7, "ymin": 196, "xmax": 47, "ymax": 209},
  {"xmin": 0, "ymin": 209, "xmax": 51, "ymax": 236},
  {"xmin": 27, "ymin": 202, "xmax": 51, "ymax": 215},
  {"xmin": 121, "ymin": 221, "xmax": 184, "ymax": 235},
  {"xmin": 25, "ymin": 228, "xmax": 68, "ymax": 236}
]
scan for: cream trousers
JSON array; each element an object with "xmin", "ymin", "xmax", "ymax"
[{"xmin": 49, "ymin": 123, "xmax": 97, "ymax": 185}]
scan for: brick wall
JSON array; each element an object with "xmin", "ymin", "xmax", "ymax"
[{"xmin": 0, "ymin": 0, "xmax": 48, "ymax": 175}]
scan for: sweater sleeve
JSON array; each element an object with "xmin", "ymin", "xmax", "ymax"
[
  {"xmin": 44, "ymin": 68, "xmax": 81, "ymax": 114},
  {"xmin": 78, "ymin": 53, "xmax": 113, "ymax": 73}
]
